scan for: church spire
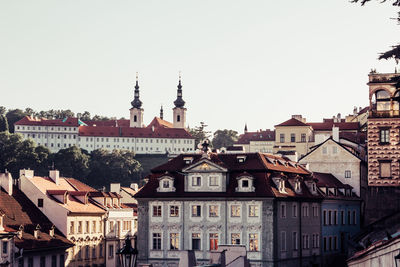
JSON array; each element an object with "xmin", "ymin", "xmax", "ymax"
[
  {"xmin": 131, "ymin": 72, "xmax": 142, "ymax": 109},
  {"xmin": 160, "ymin": 105, "xmax": 164, "ymax": 120},
  {"xmin": 173, "ymin": 72, "xmax": 185, "ymax": 108},
  {"xmin": 244, "ymin": 123, "xmax": 248, "ymax": 133}
]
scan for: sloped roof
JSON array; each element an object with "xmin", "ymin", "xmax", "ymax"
[
  {"xmin": 313, "ymin": 172, "xmax": 352, "ymax": 189},
  {"xmin": 15, "ymin": 116, "xmax": 83, "ymax": 127},
  {"xmin": 339, "ymin": 132, "xmax": 366, "ymax": 145},
  {"xmin": 275, "ymin": 118, "xmax": 309, "ymax": 127},
  {"xmin": 308, "ymin": 120, "xmax": 359, "ymax": 131},
  {"xmin": 136, "ymin": 152, "xmax": 319, "ymax": 200},
  {"xmin": 146, "ymin": 117, "xmax": 173, "ymax": 129},
  {"xmin": 0, "ymin": 187, "xmax": 73, "ymax": 251},
  {"xmin": 235, "ymin": 130, "xmax": 275, "ymax": 144}
]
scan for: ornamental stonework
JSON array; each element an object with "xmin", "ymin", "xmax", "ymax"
[{"xmin": 368, "ymin": 118, "xmax": 400, "ymax": 186}]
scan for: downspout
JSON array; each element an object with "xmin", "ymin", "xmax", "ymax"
[{"xmin": 299, "ymin": 201, "xmax": 303, "ymax": 267}]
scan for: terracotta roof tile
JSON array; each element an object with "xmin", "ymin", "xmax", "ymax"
[
  {"xmin": 275, "ymin": 118, "xmax": 310, "ymax": 127},
  {"xmin": 235, "ymin": 130, "xmax": 275, "ymax": 144}
]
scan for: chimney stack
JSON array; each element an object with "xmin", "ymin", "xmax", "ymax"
[
  {"xmin": 0, "ymin": 172, "xmax": 13, "ymax": 196},
  {"xmin": 20, "ymin": 169, "xmax": 34, "ymax": 179},
  {"xmin": 49, "ymin": 170, "xmax": 60, "ymax": 185},
  {"xmin": 332, "ymin": 126, "xmax": 339, "ymax": 142},
  {"xmin": 110, "ymin": 183, "xmax": 121, "ymax": 193},
  {"xmin": 130, "ymin": 183, "xmax": 139, "ymax": 191}
]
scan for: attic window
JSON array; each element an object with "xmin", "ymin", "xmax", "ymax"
[
  {"xmin": 157, "ymin": 176, "xmax": 176, "ymax": 192},
  {"xmin": 294, "ymin": 181, "xmax": 301, "ymax": 193},
  {"xmin": 278, "ymin": 180, "xmax": 286, "ymax": 193},
  {"xmin": 235, "ymin": 176, "xmax": 255, "ymax": 192},
  {"xmin": 242, "ymin": 180, "xmax": 249, "ymax": 188},
  {"xmin": 184, "ymin": 157, "xmax": 194, "ymax": 164},
  {"xmin": 162, "ymin": 180, "xmax": 170, "ymax": 188},
  {"xmin": 266, "ymin": 157, "xmax": 275, "ymax": 164},
  {"xmin": 237, "ymin": 155, "xmax": 246, "ymax": 163},
  {"xmin": 278, "ymin": 159, "xmax": 286, "ymax": 166}
]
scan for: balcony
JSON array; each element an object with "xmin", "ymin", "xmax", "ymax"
[{"xmin": 370, "ymin": 110, "xmax": 400, "ymax": 118}]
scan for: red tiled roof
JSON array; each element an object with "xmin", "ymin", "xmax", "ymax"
[
  {"xmin": 66, "ymin": 178, "xmax": 98, "ymax": 192},
  {"xmin": 15, "ymin": 116, "xmax": 80, "ymax": 127},
  {"xmin": 313, "ymin": 172, "xmax": 352, "ymax": 189},
  {"xmin": 235, "ymin": 130, "xmax": 275, "ymax": 144},
  {"xmin": 84, "ymin": 119, "xmax": 130, "ymax": 127},
  {"xmin": 79, "ymin": 125, "xmax": 194, "ymax": 139},
  {"xmin": 308, "ymin": 120, "xmax": 359, "ymax": 131},
  {"xmin": 275, "ymin": 118, "xmax": 309, "ymax": 127},
  {"xmin": 0, "ymin": 187, "xmax": 73, "ymax": 251},
  {"xmin": 136, "ymin": 152, "xmax": 318, "ymax": 200},
  {"xmin": 146, "ymin": 117, "xmax": 173, "ymax": 129}
]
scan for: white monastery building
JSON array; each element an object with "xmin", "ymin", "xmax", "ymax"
[{"xmin": 14, "ymin": 76, "xmax": 195, "ymax": 154}]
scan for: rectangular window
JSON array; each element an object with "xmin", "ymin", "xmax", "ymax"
[
  {"xmin": 170, "ymin": 233, "xmax": 179, "ymax": 250},
  {"xmin": 231, "ymin": 233, "xmax": 241, "ymax": 245},
  {"xmin": 328, "ymin": 210, "xmax": 332, "ymax": 225},
  {"xmin": 192, "ymin": 233, "xmax": 201, "ymax": 250},
  {"xmin": 38, "ymin": 198, "xmax": 43, "ymax": 207},
  {"xmin": 301, "ymin": 133, "xmax": 306, "ymax": 142},
  {"xmin": 153, "ymin": 205, "xmax": 162, "ymax": 217},
  {"xmin": 379, "ymin": 162, "xmax": 391, "ymax": 178},
  {"xmin": 290, "ymin": 133, "xmax": 296, "ymax": 142},
  {"xmin": 303, "ymin": 204, "xmax": 309, "ymax": 217},
  {"xmin": 323, "ymin": 210, "xmax": 327, "ymax": 225},
  {"xmin": 78, "ymin": 221, "xmax": 82, "ymax": 234},
  {"xmin": 293, "ymin": 232, "xmax": 298, "ymax": 250},
  {"xmin": 329, "ymin": 236, "xmax": 332, "ymax": 251},
  {"xmin": 162, "ymin": 180, "xmax": 169, "ymax": 188},
  {"xmin": 40, "ymin": 256, "xmax": 46, "ymax": 267},
  {"xmin": 109, "ymin": 221, "xmax": 114, "ymax": 232},
  {"xmin": 345, "ymin": 170, "xmax": 351, "ymax": 178},
  {"xmin": 341, "ymin": 210, "xmax": 345, "ymax": 225},
  {"xmin": 292, "ymin": 203, "xmax": 297, "ymax": 218},
  {"xmin": 192, "ymin": 205, "xmax": 201, "ymax": 217},
  {"xmin": 280, "ymin": 133, "xmax": 285, "ymax": 143},
  {"xmin": 249, "ymin": 233, "xmax": 259, "ymax": 251},
  {"xmin": 170, "ymin": 206, "xmax": 179, "ymax": 217},
  {"xmin": 209, "ymin": 205, "xmax": 219, "ymax": 217},
  {"xmin": 99, "ymin": 243, "xmax": 103, "ymax": 257},
  {"xmin": 108, "ymin": 244, "xmax": 114, "ymax": 258},
  {"xmin": 281, "ymin": 203, "xmax": 286, "ymax": 218},
  {"xmin": 348, "ymin": 210, "xmax": 351, "ymax": 225},
  {"xmin": 334, "ymin": 236, "xmax": 338, "ymax": 250},
  {"xmin": 27, "ymin": 258, "xmax": 33, "ymax": 267},
  {"xmin": 334, "ymin": 210, "xmax": 338, "ymax": 225},
  {"xmin": 210, "ymin": 233, "xmax": 219, "ymax": 250},
  {"xmin": 69, "ymin": 221, "xmax": 74, "ymax": 234},
  {"xmin": 322, "ymin": 147, "xmax": 327, "ymax": 154},
  {"xmin": 323, "ymin": 237, "xmax": 327, "ymax": 252},
  {"xmin": 85, "ymin": 221, "xmax": 89, "ymax": 234},
  {"xmin": 281, "ymin": 231, "xmax": 286, "ymax": 251},
  {"xmin": 92, "ymin": 221, "xmax": 96, "ymax": 233},
  {"xmin": 2, "ymin": 241, "xmax": 7, "ymax": 254},
  {"xmin": 92, "ymin": 246, "xmax": 96, "ymax": 259},
  {"xmin": 332, "ymin": 146, "xmax": 338, "ymax": 154},
  {"xmin": 353, "ymin": 210, "xmax": 357, "ymax": 225},
  {"xmin": 380, "ymin": 129, "xmax": 390, "ymax": 143},
  {"xmin": 123, "ymin": 221, "xmax": 131, "ymax": 231},
  {"xmin": 242, "ymin": 180, "xmax": 249, "ymax": 188},
  {"xmin": 249, "ymin": 205, "xmax": 259, "ymax": 217},
  {"xmin": 192, "ymin": 176, "xmax": 201, "ymax": 186},
  {"xmin": 209, "ymin": 176, "xmax": 218, "ymax": 186},
  {"xmin": 231, "ymin": 205, "xmax": 241, "ymax": 217},
  {"xmin": 152, "ymin": 233, "xmax": 161, "ymax": 250}
]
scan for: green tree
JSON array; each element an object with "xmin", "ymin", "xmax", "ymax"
[
  {"xmin": 189, "ymin": 122, "xmax": 212, "ymax": 148},
  {"xmin": 0, "ymin": 115, "xmax": 9, "ymax": 132},
  {"xmin": 212, "ymin": 129, "xmax": 239, "ymax": 149},
  {"xmin": 352, "ymin": 0, "xmax": 400, "ymax": 61},
  {"xmin": 0, "ymin": 106, "xmax": 6, "ymax": 115},
  {"xmin": 6, "ymin": 109, "xmax": 27, "ymax": 133},
  {"xmin": 77, "ymin": 111, "xmax": 91, "ymax": 121},
  {"xmin": 51, "ymin": 146, "xmax": 90, "ymax": 180},
  {"xmin": 87, "ymin": 149, "xmax": 142, "ymax": 187}
]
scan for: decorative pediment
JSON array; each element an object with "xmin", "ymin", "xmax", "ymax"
[
  {"xmin": 182, "ymin": 158, "xmax": 227, "ymax": 173},
  {"xmin": 157, "ymin": 174, "xmax": 176, "ymax": 192}
]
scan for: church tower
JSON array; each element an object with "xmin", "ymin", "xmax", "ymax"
[
  {"xmin": 130, "ymin": 73, "xmax": 144, "ymax": 128},
  {"xmin": 173, "ymin": 74, "xmax": 186, "ymax": 128}
]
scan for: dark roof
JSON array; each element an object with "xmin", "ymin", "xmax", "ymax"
[
  {"xmin": 0, "ymin": 187, "xmax": 73, "ymax": 251},
  {"xmin": 136, "ymin": 152, "xmax": 321, "ymax": 200},
  {"xmin": 235, "ymin": 130, "xmax": 275, "ymax": 144},
  {"xmin": 308, "ymin": 120, "xmax": 359, "ymax": 131},
  {"xmin": 275, "ymin": 118, "xmax": 309, "ymax": 127},
  {"xmin": 339, "ymin": 132, "xmax": 366, "ymax": 145},
  {"xmin": 313, "ymin": 172, "xmax": 352, "ymax": 189}
]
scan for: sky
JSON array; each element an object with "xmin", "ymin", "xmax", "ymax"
[{"xmin": 1, "ymin": 1, "xmax": 399, "ymax": 134}]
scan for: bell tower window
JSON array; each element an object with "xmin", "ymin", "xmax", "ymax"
[
  {"xmin": 134, "ymin": 115, "xmax": 137, "ymax": 122},
  {"xmin": 375, "ymin": 90, "xmax": 391, "ymax": 111},
  {"xmin": 177, "ymin": 115, "xmax": 181, "ymax": 122}
]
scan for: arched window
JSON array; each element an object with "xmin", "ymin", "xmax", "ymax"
[{"xmin": 375, "ymin": 90, "xmax": 391, "ymax": 111}]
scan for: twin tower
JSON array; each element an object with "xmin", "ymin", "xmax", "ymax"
[{"xmin": 129, "ymin": 74, "xmax": 187, "ymax": 129}]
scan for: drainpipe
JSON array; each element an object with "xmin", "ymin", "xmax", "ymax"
[{"xmin": 299, "ymin": 201, "xmax": 303, "ymax": 267}]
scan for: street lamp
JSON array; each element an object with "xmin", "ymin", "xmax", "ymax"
[
  {"xmin": 395, "ymin": 250, "xmax": 400, "ymax": 267},
  {"xmin": 117, "ymin": 236, "xmax": 138, "ymax": 267}
]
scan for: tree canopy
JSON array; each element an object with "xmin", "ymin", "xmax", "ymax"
[
  {"xmin": 212, "ymin": 129, "xmax": 239, "ymax": 149},
  {"xmin": 189, "ymin": 122, "xmax": 212, "ymax": 148}
]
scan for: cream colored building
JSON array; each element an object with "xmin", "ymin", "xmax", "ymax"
[
  {"xmin": 234, "ymin": 129, "xmax": 275, "ymax": 153},
  {"xmin": 19, "ymin": 169, "xmax": 106, "ymax": 267}
]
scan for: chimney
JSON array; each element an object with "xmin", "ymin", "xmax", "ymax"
[
  {"xmin": 110, "ymin": 183, "xmax": 121, "ymax": 193},
  {"xmin": 20, "ymin": 169, "xmax": 34, "ymax": 178},
  {"xmin": 34, "ymin": 224, "xmax": 41, "ymax": 239},
  {"xmin": 332, "ymin": 126, "xmax": 339, "ymax": 142},
  {"xmin": 49, "ymin": 170, "xmax": 60, "ymax": 185},
  {"xmin": 130, "ymin": 183, "xmax": 139, "ymax": 191},
  {"xmin": 337, "ymin": 113, "xmax": 341, "ymax": 121},
  {"xmin": 49, "ymin": 225, "xmax": 55, "ymax": 238},
  {"xmin": 0, "ymin": 212, "xmax": 5, "ymax": 231},
  {"xmin": 0, "ymin": 172, "xmax": 13, "ymax": 196},
  {"xmin": 353, "ymin": 106, "xmax": 357, "ymax": 115}
]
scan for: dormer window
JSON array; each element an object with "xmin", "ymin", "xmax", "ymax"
[
  {"xmin": 294, "ymin": 180, "xmax": 301, "ymax": 193},
  {"xmin": 236, "ymin": 155, "xmax": 246, "ymax": 163},
  {"xmin": 278, "ymin": 180, "xmax": 286, "ymax": 193},
  {"xmin": 236, "ymin": 176, "xmax": 255, "ymax": 192},
  {"xmin": 184, "ymin": 157, "xmax": 193, "ymax": 164},
  {"xmin": 157, "ymin": 176, "xmax": 176, "ymax": 192}
]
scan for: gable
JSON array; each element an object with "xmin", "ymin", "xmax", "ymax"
[
  {"xmin": 299, "ymin": 139, "xmax": 360, "ymax": 163},
  {"xmin": 182, "ymin": 158, "xmax": 228, "ymax": 173}
]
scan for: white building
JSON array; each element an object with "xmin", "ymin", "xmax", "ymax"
[{"xmin": 14, "ymin": 77, "xmax": 195, "ymax": 154}]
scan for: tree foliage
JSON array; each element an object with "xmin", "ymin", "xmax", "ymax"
[
  {"xmin": 51, "ymin": 146, "xmax": 90, "ymax": 181},
  {"xmin": 352, "ymin": 0, "xmax": 400, "ymax": 61},
  {"xmin": 212, "ymin": 129, "xmax": 239, "ymax": 149},
  {"xmin": 87, "ymin": 149, "xmax": 142, "ymax": 187},
  {"xmin": 189, "ymin": 122, "xmax": 212, "ymax": 148},
  {"xmin": 6, "ymin": 109, "xmax": 27, "ymax": 133},
  {"xmin": 0, "ymin": 115, "xmax": 9, "ymax": 132}
]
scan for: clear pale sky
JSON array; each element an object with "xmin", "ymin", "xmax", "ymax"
[{"xmin": 1, "ymin": 1, "xmax": 399, "ymax": 134}]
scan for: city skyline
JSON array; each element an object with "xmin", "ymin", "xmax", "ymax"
[{"xmin": 1, "ymin": 0, "xmax": 399, "ymax": 133}]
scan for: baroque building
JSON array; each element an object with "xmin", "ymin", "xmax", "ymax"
[
  {"xmin": 365, "ymin": 71, "xmax": 400, "ymax": 224},
  {"xmin": 14, "ymin": 76, "xmax": 195, "ymax": 155},
  {"xmin": 135, "ymin": 148, "xmax": 323, "ymax": 267}
]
